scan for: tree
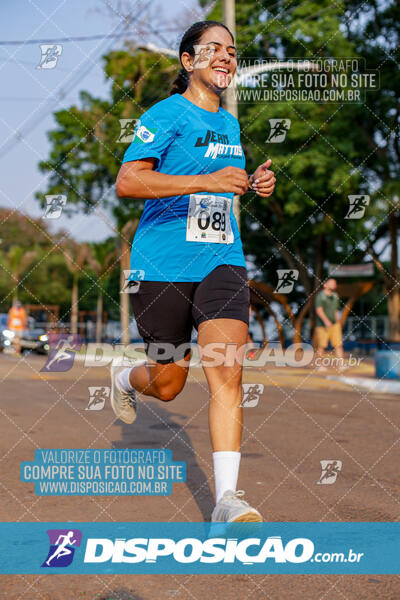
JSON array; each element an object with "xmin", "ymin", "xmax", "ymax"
[
  {"xmin": 0, "ymin": 208, "xmax": 73, "ymax": 315},
  {"xmin": 204, "ymin": 0, "xmax": 399, "ymax": 341},
  {"xmin": 35, "ymin": 48, "xmax": 176, "ymax": 217},
  {"xmin": 88, "ymin": 240, "xmax": 119, "ymax": 342},
  {"xmin": 35, "ymin": 47, "xmax": 177, "ymax": 340},
  {"xmin": 62, "ymin": 242, "xmax": 90, "ymax": 334},
  {"xmin": 342, "ymin": 0, "xmax": 400, "ymax": 339},
  {"xmin": 36, "ymin": 3, "xmax": 399, "ymax": 342},
  {"xmin": 119, "ymin": 219, "xmax": 139, "ymax": 344},
  {"xmin": 0, "ymin": 245, "xmax": 38, "ymax": 301},
  {"xmin": 233, "ymin": 0, "xmax": 364, "ymax": 339},
  {"xmin": 0, "ymin": 207, "xmax": 64, "ymax": 251}
]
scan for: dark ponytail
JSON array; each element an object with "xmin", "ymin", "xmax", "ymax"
[
  {"xmin": 169, "ymin": 20, "xmax": 234, "ymax": 95},
  {"xmin": 170, "ymin": 67, "xmax": 190, "ymax": 95}
]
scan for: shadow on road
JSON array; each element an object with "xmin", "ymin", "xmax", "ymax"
[
  {"xmin": 112, "ymin": 399, "xmax": 214, "ymax": 521},
  {"xmin": 97, "ymin": 590, "xmax": 146, "ymax": 600}
]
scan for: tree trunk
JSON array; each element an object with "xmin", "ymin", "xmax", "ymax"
[
  {"xmin": 71, "ymin": 275, "xmax": 79, "ymax": 334},
  {"xmin": 388, "ymin": 210, "xmax": 400, "ymax": 340},
  {"xmin": 96, "ymin": 292, "xmax": 103, "ymax": 343},
  {"xmin": 120, "ymin": 237, "xmax": 131, "ymax": 344},
  {"xmin": 387, "ymin": 288, "xmax": 400, "ymax": 341},
  {"xmin": 293, "ymin": 295, "xmax": 315, "ymax": 343},
  {"xmin": 11, "ymin": 275, "xmax": 19, "ymax": 301},
  {"xmin": 252, "ymin": 305, "xmax": 268, "ymax": 346},
  {"xmin": 119, "ymin": 219, "xmax": 139, "ymax": 345},
  {"xmin": 339, "ymin": 282, "xmax": 375, "ymax": 326}
]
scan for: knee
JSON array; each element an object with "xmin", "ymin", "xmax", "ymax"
[
  {"xmin": 215, "ymin": 368, "xmax": 242, "ymax": 389},
  {"xmin": 157, "ymin": 387, "xmax": 178, "ymax": 402},
  {"xmin": 210, "ymin": 372, "xmax": 242, "ymax": 401},
  {"xmin": 153, "ymin": 378, "xmax": 184, "ymax": 402}
]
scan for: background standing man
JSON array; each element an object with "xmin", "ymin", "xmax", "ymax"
[{"xmin": 314, "ymin": 279, "xmax": 345, "ymax": 372}]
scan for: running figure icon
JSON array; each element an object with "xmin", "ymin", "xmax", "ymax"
[
  {"xmin": 42, "ymin": 46, "xmax": 59, "ymax": 66},
  {"xmin": 345, "ymin": 195, "xmax": 370, "ymax": 219},
  {"xmin": 41, "ymin": 334, "xmax": 81, "ymax": 373},
  {"xmin": 45, "ymin": 531, "xmax": 77, "ymax": 566},
  {"xmin": 317, "ymin": 460, "xmax": 343, "ymax": 485},
  {"xmin": 46, "ymin": 195, "xmax": 65, "ymax": 215},
  {"xmin": 44, "ymin": 334, "xmax": 76, "ymax": 371},
  {"xmin": 275, "ymin": 269, "xmax": 299, "ymax": 293},
  {"xmin": 37, "ymin": 44, "xmax": 62, "ymax": 69},
  {"xmin": 266, "ymin": 119, "xmax": 291, "ymax": 142}
]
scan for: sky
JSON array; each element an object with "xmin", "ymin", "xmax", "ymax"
[{"xmin": 0, "ymin": 0, "xmax": 199, "ymax": 242}]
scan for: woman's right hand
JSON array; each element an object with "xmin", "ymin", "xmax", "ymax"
[{"xmin": 202, "ymin": 166, "xmax": 249, "ymax": 196}]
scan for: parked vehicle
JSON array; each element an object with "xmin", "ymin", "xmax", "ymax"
[{"xmin": 0, "ymin": 315, "xmax": 50, "ymax": 355}]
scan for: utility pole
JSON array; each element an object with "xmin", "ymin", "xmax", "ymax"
[{"xmin": 222, "ymin": 0, "xmax": 240, "ymax": 230}]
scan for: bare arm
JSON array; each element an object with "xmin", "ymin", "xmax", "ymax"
[
  {"xmin": 116, "ymin": 159, "xmax": 249, "ymax": 199},
  {"xmin": 316, "ymin": 306, "xmax": 332, "ymax": 327}
]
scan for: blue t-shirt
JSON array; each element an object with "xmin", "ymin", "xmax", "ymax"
[{"xmin": 122, "ymin": 93, "xmax": 247, "ymax": 282}]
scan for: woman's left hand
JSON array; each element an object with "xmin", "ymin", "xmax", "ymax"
[{"xmin": 250, "ymin": 159, "xmax": 276, "ymax": 197}]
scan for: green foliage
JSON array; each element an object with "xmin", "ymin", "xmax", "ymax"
[
  {"xmin": 36, "ymin": 47, "xmax": 179, "ymax": 229},
  {"xmin": 233, "ymin": 1, "xmax": 362, "ymax": 301},
  {"xmin": 20, "ymin": 252, "xmax": 72, "ymax": 315},
  {"xmin": 204, "ymin": 0, "xmax": 398, "ymax": 323},
  {"xmin": 87, "ymin": 238, "xmax": 121, "ymax": 316},
  {"xmin": 32, "ymin": 3, "xmax": 398, "ymax": 327}
]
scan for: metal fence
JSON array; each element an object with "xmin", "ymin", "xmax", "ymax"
[
  {"xmin": 18, "ymin": 315, "xmax": 392, "ymax": 346},
  {"xmin": 249, "ymin": 315, "xmax": 390, "ymax": 345}
]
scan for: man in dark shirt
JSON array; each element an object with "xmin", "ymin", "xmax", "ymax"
[{"xmin": 314, "ymin": 279, "xmax": 345, "ymax": 372}]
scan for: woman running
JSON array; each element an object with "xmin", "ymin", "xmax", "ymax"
[{"xmin": 112, "ymin": 20, "xmax": 276, "ymax": 522}]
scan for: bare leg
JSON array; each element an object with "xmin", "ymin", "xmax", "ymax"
[
  {"xmin": 334, "ymin": 345, "xmax": 346, "ymax": 371},
  {"xmin": 12, "ymin": 333, "xmax": 22, "ymax": 354},
  {"xmin": 198, "ymin": 318, "xmax": 248, "ymax": 452},
  {"xmin": 127, "ymin": 354, "xmax": 190, "ymax": 402},
  {"xmin": 335, "ymin": 345, "xmax": 344, "ymax": 361},
  {"xmin": 315, "ymin": 346, "xmax": 327, "ymax": 371}
]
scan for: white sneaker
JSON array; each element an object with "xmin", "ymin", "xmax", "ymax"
[
  {"xmin": 211, "ymin": 490, "xmax": 263, "ymax": 522},
  {"xmin": 110, "ymin": 357, "xmax": 144, "ymax": 424}
]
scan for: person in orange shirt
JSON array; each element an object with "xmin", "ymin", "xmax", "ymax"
[{"xmin": 7, "ymin": 300, "xmax": 27, "ymax": 354}]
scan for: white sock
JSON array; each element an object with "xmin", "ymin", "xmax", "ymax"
[
  {"xmin": 117, "ymin": 368, "xmax": 133, "ymax": 392},
  {"xmin": 213, "ymin": 451, "xmax": 241, "ymax": 503}
]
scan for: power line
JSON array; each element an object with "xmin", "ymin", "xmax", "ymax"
[
  {"xmin": 0, "ymin": 97, "xmax": 46, "ymax": 102},
  {"xmin": 0, "ymin": 4, "xmax": 150, "ymax": 159},
  {"xmin": 0, "ymin": 27, "xmax": 180, "ymax": 46}
]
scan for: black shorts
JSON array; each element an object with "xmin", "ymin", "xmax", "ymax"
[{"xmin": 130, "ymin": 264, "xmax": 249, "ymax": 364}]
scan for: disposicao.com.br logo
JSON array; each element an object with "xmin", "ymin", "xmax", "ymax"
[
  {"xmin": 0, "ymin": 522, "xmax": 381, "ymax": 574},
  {"xmin": 82, "ymin": 535, "xmax": 363, "ymax": 566}
]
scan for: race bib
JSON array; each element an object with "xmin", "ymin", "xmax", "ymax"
[{"xmin": 186, "ymin": 194, "xmax": 234, "ymax": 244}]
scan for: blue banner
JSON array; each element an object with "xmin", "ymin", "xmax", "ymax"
[{"xmin": 0, "ymin": 522, "xmax": 399, "ymax": 574}]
